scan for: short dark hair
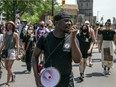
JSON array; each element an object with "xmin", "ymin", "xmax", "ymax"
[
  {"xmin": 105, "ymin": 21, "xmax": 111, "ymax": 26},
  {"xmin": 100, "ymin": 24, "xmax": 103, "ymax": 27}
]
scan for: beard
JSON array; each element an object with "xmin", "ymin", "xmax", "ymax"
[{"xmin": 64, "ymin": 24, "xmax": 71, "ymax": 33}]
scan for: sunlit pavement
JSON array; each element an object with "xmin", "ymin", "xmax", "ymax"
[
  {"xmin": 0, "ymin": 45, "xmax": 116, "ymax": 87},
  {"xmin": 73, "ymin": 45, "xmax": 116, "ymax": 87}
]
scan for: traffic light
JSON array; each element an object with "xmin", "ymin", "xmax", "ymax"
[{"xmin": 62, "ymin": 0, "xmax": 65, "ymax": 5}]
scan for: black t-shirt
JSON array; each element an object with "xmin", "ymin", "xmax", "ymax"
[
  {"xmin": 37, "ymin": 32, "xmax": 72, "ymax": 76},
  {"xmin": 100, "ymin": 30, "xmax": 116, "ymax": 41},
  {"xmin": 76, "ymin": 34, "xmax": 92, "ymax": 55},
  {"xmin": 22, "ymin": 34, "xmax": 36, "ymax": 51},
  {"xmin": 98, "ymin": 29, "xmax": 102, "ymax": 34}
]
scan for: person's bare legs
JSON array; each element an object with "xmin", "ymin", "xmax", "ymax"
[
  {"xmin": 5, "ymin": 60, "xmax": 15, "ymax": 85},
  {"xmin": 98, "ymin": 40, "xmax": 101, "ymax": 52},
  {"xmin": 88, "ymin": 56, "xmax": 93, "ymax": 67},
  {"xmin": 79, "ymin": 58, "xmax": 87, "ymax": 81}
]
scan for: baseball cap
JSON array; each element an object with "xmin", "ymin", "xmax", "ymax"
[
  {"xmin": 85, "ymin": 21, "xmax": 90, "ymax": 24},
  {"xmin": 54, "ymin": 12, "xmax": 71, "ymax": 21}
]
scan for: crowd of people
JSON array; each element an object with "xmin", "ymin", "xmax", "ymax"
[{"xmin": 0, "ymin": 11, "xmax": 116, "ymax": 87}]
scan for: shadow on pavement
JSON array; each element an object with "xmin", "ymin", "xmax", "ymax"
[
  {"xmin": 74, "ymin": 77, "xmax": 81, "ymax": 83},
  {"xmin": 74, "ymin": 72, "xmax": 108, "ymax": 83},
  {"xmin": 92, "ymin": 59, "xmax": 101, "ymax": 63},
  {"xmin": 21, "ymin": 65, "xmax": 26, "ymax": 67},
  {"xmin": 92, "ymin": 51, "xmax": 99, "ymax": 53},
  {"xmin": 14, "ymin": 70, "xmax": 27, "ymax": 75},
  {"xmin": 85, "ymin": 72, "xmax": 108, "ymax": 78},
  {"xmin": 0, "ymin": 83, "xmax": 6, "ymax": 86},
  {"xmin": 72, "ymin": 64, "xmax": 79, "ymax": 67}
]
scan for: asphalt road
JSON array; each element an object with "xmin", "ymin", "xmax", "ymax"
[{"xmin": 0, "ymin": 45, "xmax": 116, "ymax": 87}]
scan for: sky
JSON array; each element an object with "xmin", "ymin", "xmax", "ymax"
[{"xmin": 56, "ymin": 0, "xmax": 116, "ymax": 23}]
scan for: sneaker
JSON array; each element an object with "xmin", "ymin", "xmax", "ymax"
[
  {"xmin": 78, "ymin": 76, "xmax": 84, "ymax": 82},
  {"xmin": 81, "ymin": 74, "xmax": 84, "ymax": 78},
  {"xmin": 24, "ymin": 70, "xmax": 31, "ymax": 74},
  {"xmin": 102, "ymin": 70, "xmax": 107, "ymax": 76},
  {"xmin": 107, "ymin": 70, "xmax": 111, "ymax": 75},
  {"xmin": 89, "ymin": 63, "xmax": 93, "ymax": 67}
]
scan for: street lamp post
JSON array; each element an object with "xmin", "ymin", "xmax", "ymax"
[
  {"xmin": 52, "ymin": 0, "xmax": 54, "ymax": 17},
  {"xmin": 13, "ymin": 0, "xmax": 16, "ymax": 22},
  {"xmin": 89, "ymin": 0, "xmax": 91, "ymax": 23},
  {"xmin": 97, "ymin": 11, "xmax": 100, "ymax": 22},
  {"xmin": 51, "ymin": 0, "xmax": 54, "ymax": 24}
]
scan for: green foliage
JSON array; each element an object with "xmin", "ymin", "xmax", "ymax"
[
  {"xmin": 0, "ymin": 0, "xmax": 29, "ymax": 21},
  {"xmin": 0, "ymin": 0, "xmax": 61, "ymax": 23}
]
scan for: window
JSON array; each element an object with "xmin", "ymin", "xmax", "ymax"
[
  {"xmin": 86, "ymin": 3, "xmax": 88, "ymax": 6},
  {"xmin": 81, "ymin": 3, "xmax": 83, "ymax": 6}
]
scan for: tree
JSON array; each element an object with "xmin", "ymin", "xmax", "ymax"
[
  {"xmin": 0, "ymin": 0, "xmax": 30, "ymax": 21},
  {"xmin": 21, "ymin": 0, "xmax": 61, "ymax": 23},
  {"xmin": 0, "ymin": 0, "xmax": 61, "ymax": 23}
]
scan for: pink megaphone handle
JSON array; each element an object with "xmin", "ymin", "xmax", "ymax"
[{"xmin": 38, "ymin": 65, "xmax": 43, "ymax": 73}]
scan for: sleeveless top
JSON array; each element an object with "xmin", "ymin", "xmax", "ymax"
[{"xmin": 4, "ymin": 33, "xmax": 16, "ymax": 50}]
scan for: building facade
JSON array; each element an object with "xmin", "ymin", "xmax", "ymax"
[
  {"xmin": 77, "ymin": 0, "xmax": 93, "ymax": 24},
  {"xmin": 62, "ymin": 4, "xmax": 79, "ymax": 24}
]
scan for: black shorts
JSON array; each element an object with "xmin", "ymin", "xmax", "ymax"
[{"xmin": 82, "ymin": 51, "xmax": 92, "ymax": 58}]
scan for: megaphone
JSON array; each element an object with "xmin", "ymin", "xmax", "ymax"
[{"xmin": 40, "ymin": 67, "xmax": 60, "ymax": 87}]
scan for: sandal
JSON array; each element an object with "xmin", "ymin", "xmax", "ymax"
[{"xmin": 11, "ymin": 74, "xmax": 15, "ymax": 83}]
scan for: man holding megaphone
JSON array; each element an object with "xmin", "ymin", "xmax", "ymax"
[{"xmin": 32, "ymin": 12, "xmax": 82, "ymax": 87}]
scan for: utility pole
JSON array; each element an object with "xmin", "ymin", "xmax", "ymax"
[
  {"xmin": 51, "ymin": 0, "xmax": 54, "ymax": 20},
  {"xmin": 97, "ymin": 11, "xmax": 100, "ymax": 22},
  {"xmin": 13, "ymin": 0, "xmax": 16, "ymax": 22},
  {"xmin": 89, "ymin": 0, "xmax": 90, "ymax": 23}
]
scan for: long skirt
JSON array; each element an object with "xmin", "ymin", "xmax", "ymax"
[{"xmin": 101, "ymin": 41, "xmax": 115, "ymax": 68}]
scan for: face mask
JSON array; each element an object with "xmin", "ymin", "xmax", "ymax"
[
  {"xmin": 82, "ymin": 29, "xmax": 88, "ymax": 33},
  {"xmin": 7, "ymin": 25, "xmax": 13, "ymax": 30},
  {"xmin": 83, "ymin": 32, "xmax": 87, "ymax": 35},
  {"xmin": 106, "ymin": 26, "xmax": 110, "ymax": 30},
  {"xmin": 28, "ymin": 30, "xmax": 33, "ymax": 34}
]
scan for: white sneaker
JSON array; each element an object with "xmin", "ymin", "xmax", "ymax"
[
  {"xmin": 102, "ymin": 70, "xmax": 107, "ymax": 76},
  {"xmin": 107, "ymin": 70, "xmax": 111, "ymax": 75}
]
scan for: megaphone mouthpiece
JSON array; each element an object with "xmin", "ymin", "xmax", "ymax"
[{"xmin": 44, "ymin": 72, "xmax": 52, "ymax": 80}]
